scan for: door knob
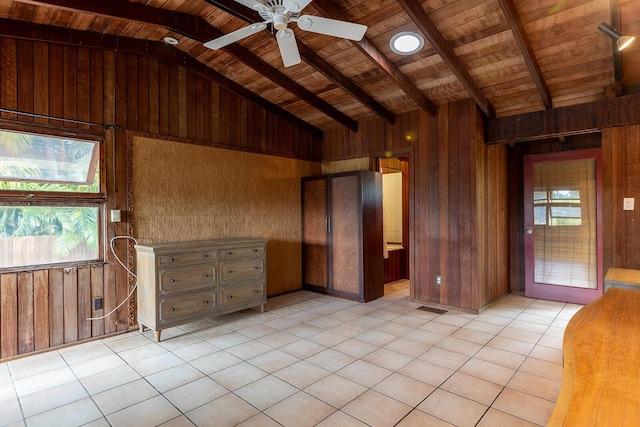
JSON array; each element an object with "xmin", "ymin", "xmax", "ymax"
[{"xmin": 525, "ymin": 228, "xmax": 533, "ymax": 234}]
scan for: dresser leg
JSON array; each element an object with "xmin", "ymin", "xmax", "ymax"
[
  {"xmin": 139, "ymin": 324, "xmax": 145, "ymax": 333},
  {"xmin": 260, "ymin": 303, "xmax": 265, "ymax": 313},
  {"xmin": 154, "ymin": 330, "xmax": 161, "ymax": 342}
]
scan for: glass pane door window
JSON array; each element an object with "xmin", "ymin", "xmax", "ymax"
[{"xmin": 524, "ymin": 148, "xmax": 603, "ymax": 304}]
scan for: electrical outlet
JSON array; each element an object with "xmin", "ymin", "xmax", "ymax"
[
  {"xmin": 624, "ymin": 198, "xmax": 635, "ymax": 211},
  {"xmin": 93, "ymin": 297, "xmax": 103, "ymax": 311},
  {"xmin": 436, "ymin": 275, "xmax": 442, "ymax": 286},
  {"xmin": 110, "ymin": 210, "xmax": 122, "ymax": 222}
]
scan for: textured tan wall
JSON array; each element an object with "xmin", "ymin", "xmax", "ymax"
[
  {"xmin": 132, "ymin": 136, "xmax": 321, "ymax": 296},
  {"xmin": 322, "ymin": 158, "xmax": 370, "ymax": 174}
]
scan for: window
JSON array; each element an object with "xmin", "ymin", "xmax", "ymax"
[
  {"xmin": 0, "ymin": 128, "xmax": 103, "ymax": 270},
  {"xmin": 533, "ymin": 188, "xmax": 582, "ymax": 226}
]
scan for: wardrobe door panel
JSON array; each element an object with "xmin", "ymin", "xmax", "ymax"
[
  {"xmin": 331, "ymin": 175, "xmax": 362, "ymax": 295},
  {"xmin": 302, "ymin": 178, "xmax": 328, "ymax": 289}
]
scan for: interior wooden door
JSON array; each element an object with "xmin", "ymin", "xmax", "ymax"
[
  {"xmin": 524, "ymin": 148, "xmax": 603, "ymax": 304},
  {"xmin": 302, "ymin": 177, "xmax": 328, "ymax": 289},
  {"xmin": 330, "ymin": 174, "xmax": 362, "ymax": 296}
]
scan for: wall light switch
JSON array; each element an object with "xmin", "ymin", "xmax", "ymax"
[
  {"xmin": 110, "ymin": 209, "xmax": 122, "ymax": 222},
  {"xmin": 623, "ymin": 198, "xmax": 635, "ymax": 211}
]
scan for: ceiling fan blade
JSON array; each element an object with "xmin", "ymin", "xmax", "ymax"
[
  {"xmin": 296, "ymin": 15, "xmax": 367, "ymax": 41},
  {"xmin": 234, "ymin": 0, "xmax": 266, "ymax": 11},
  {"xmin": 283, "ymin": 0, "xmax": 313, "ymax": 13},
  {"xmin": 276, "ymin": 29, "xmax": 301, "ymax": 67},
  {"xmin": 204, "ymin": 22, "xmax": 268, "ymax": 50}
]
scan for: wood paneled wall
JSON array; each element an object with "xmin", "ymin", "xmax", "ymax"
[
  {"xmin": 324, "ymin": 100, "xmax": 510, "ymax": 312},
  {"xmin": 0, "ymin": 36, "xmax": 322, "ymax": 360},
  {"xmin": 602, "ymin": 126, "xmax": 640, "ymax": 272}
]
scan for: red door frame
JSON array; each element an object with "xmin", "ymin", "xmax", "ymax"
[{"xmin": 523, "ymin": 148, "xmax": 603, "ymax": 304}]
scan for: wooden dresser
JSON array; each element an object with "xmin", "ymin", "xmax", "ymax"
[{"xmin": 135, "ymin": 237, "xmax": 267, "ymax": 341}]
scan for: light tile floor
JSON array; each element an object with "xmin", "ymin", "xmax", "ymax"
[{"xmin": 0, "ymin": 281, "xmax": 582, "ymax": 427}]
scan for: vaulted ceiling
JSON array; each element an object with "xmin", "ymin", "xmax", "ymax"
[{"xmin": 0, "ymin": 0, "xmax": 638, "ymax": 135}]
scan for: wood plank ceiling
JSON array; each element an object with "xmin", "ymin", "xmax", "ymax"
[{"xmin": 0, "ymin": 0, "xmax": 637, "ymax": 134}]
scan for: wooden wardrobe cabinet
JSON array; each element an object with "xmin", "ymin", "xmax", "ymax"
[{"xmin": 302, "ymin": 171, "xmax": 384, "ymax": 302}]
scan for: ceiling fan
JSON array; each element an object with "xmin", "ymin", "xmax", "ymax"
[{"xmin": 203, "ymin": 0, "xmax": 368, "ymax": 67}]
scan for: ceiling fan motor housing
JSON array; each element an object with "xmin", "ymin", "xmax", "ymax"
[{"xmin": 257, "ymin": 0, "xmax": 301, "ymax": 22}]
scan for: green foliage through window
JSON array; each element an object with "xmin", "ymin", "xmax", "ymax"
[
  {"xmin": 533, "ymin": 188, "xmax": 582, "ymax": 226},
  {"xmin": 0, "ymin": 129, "xmax": 102, "ymax": 269}
]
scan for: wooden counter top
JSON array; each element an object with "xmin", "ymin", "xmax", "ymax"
[{"xmin": 548, "ymin": 288, "xmax": 640, "ymax": 426}]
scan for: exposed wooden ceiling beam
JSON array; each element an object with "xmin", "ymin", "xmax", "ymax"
[
  {"xmin": 16, "ymin": 0, "xmax": 358, "ymax": 132},
  {"xmin": 609, "ymin": 0, "xmax": 624, "ymax": 96},
  {"xmin": 0, "ymin": 18, "xmax": 324, "ymax": 139},
  {"xmin": 396, "ymin": 0, "xmax": 495, "ymax": 118},
  {"xmin": 310, "ymin": 0, "xmax": 437, "ymax": 117},
  {"xmin": 203, "ymin": 0, "xmax": 396, "ymax": 125},
  {"xmin": 486, "ymin": 93, "xmax": 640, "ymax": 144},
  {"xmin": 498, "ymin": 0, "xmax": 552, "ymax": 109}
]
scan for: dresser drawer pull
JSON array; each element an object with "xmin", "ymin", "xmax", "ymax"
[
  {"xmin": 204, "ymin": 274, "xmax": 209, "ymax": 278},
  {"xmin": 228, "ymin": 270, "xmax": 234, "ymax": 274},
  {"xmin": 203, "ymin": 254, "xmax": 209, "ymax": 258},
  {"xmin": 253, "ymin": 249, "xmax": 259, "ymax": 252},
  {"xmin": 227, "ymin": 295, "xmax": 233, "ymax": 299},
  {"xmin": 170, "ymin": 279, "xmax": 175, "ymax": 283},
  {"xmin": 226, "ymin": 251, "xmax": 233, "ymax": 255},
  {"xmin": 203, "ymin": 300, "xmax": 209, "ymax": 304},
  {"xmin": 170, "ymin": 257, "xmax": 175, "ymax": 262},
  {"xmin": 253, "ymin": 289, "xmax": 260, "ymax": 294},
  {"xmin": 252, "ymin": 266, "xmax": 260, "ymax": 270},
  {"xmin": 170, "ymin": 307, "xmax": 175, "ymax": 312}
]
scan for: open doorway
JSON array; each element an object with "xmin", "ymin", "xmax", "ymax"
[{"xmin": 378, "ymin": 156, "xmax": 410, "ymax": 296}]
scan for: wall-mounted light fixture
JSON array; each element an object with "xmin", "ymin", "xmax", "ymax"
[
  {"xmin": 598, "ymin": 22, "xmax": 635, "ymax": 51},
  {"xmin": 389, "ymin": 31, "xmax": 424, "ymax": 56}
]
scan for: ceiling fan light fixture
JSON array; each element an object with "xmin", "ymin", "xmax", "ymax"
[
  {"xmin": 598, "ymin": 22, "xmax": 635, "ymax": 51},
  {"xmin": 273, "ymin": 14, "xmax": 288, "ymax": 31},
  {"xmin": 390, "ymin": 31, "xmax": 424, "ymax": 55}
]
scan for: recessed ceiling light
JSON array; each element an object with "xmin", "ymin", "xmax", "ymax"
[
  {"xmin": 164, "ymin": 36, "xmax": 179, "ymax": 45},
  {"xmin": 390, "ymin": 31, "xmax": 424, "ymax": 55}
]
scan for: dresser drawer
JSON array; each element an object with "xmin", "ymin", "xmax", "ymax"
[
  {"xmin": 159, "ymin": 291, "xmax": 216, "ymax": 325},
  {"xmin": 158, "ymin": 264, "xmax": 216, "ymax": 294},
  {"xmin": 220, "ymin": 282, "xmax": 265, "ymax": 310},
  {"xmin": 220, "ymin": 259, "xmax": 264, "ymax": 283},
  {"xmin": 219, "ymin": 245, "xmax": 265, "ymax": 260},
  {"xmin": 158, "ymin": 250, "xmax": 217, "ymax": 266}
]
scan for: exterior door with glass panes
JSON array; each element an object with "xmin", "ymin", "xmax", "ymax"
[{"xmin": 523, "ymin": 148, "xmax": 603, "ymax": 304}]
